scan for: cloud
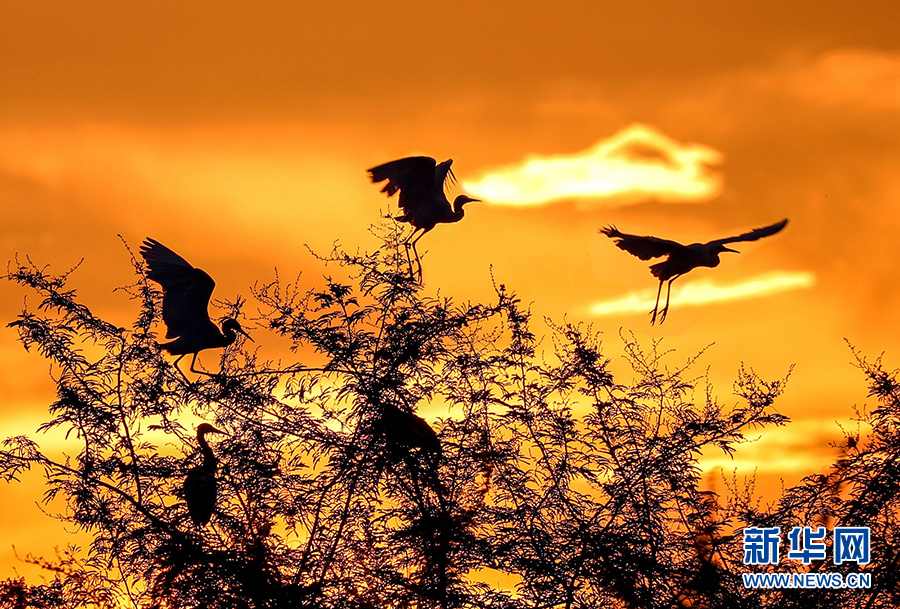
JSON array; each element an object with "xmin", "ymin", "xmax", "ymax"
[
  {"xmin": 463, "ymin": 123, "xmax": 723, "ymax": 207},
  {"xmin": 776, "ymin": 49, "xmax": 900, "ymax": 111},
  {"xmin": 590, "ymin": 271, "xmax": 816, "ymax": 317},
  {"xmin": 699, "ymin": 418, "xmax": 850, "ymax": 475}
]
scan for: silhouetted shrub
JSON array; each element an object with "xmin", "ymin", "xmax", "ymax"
[{"xmin": 2, "ymin": 228, "xmax": 887, "ymax": 608}]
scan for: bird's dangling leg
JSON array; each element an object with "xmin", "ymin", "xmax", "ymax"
[
  {"xmin": 659, "ymin": 278, "xmax": 676, "ymax": 324},
  {"xmin": 650, "ymin": 280, "xmax": 664, "ymax": 325}
]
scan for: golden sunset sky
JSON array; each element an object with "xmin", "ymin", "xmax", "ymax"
[{"xmin": 2, "ymin": 0, "xmax": 900, "ymax": 579}]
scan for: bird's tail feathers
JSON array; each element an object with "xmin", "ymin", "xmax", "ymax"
[{"xmin": 650, "ymin": 261, "xmax": 667, "ymax": 279}]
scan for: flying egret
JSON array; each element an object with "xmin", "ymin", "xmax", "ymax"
[
  {"xmin": 140, "ymin": 238, "xmax": 252, "ymax": 376},
  {"xmin": 184, "ymin": 423, "xmax": 225, "ymax": 527},
  {"xmin": 368, "ymin": 156, "xmax": 480, "ymax": 281},
  {"xmin": 600, "ymin": 219, "xmax": 788, "ymax": 324}
]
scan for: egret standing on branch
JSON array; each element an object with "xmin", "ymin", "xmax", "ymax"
[
  {"xmin": 140, "ymin": 238, "xmax": 252, "ymax": 377},
  {"xmin": 368, "ymin": 156, "xmax": 480, "ymax": 281},
  {"xmin": 600, "ymin": 219, "xmax": 788, "ymax": 324},
  {"xmin": 184, "ymin": 423, "xmax": 225, "ymax": 527}
]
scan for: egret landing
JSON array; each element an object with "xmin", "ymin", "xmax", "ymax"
[
  {"xmin": 140, "ymin": 238, "xmax": 252, "ymax": 378},
  {"xmin": 368, "ymin": 156, "xmax": 480, "ymax": 282},
  {"xmin": 600, "ymin": 219, "xmax": 788, "ymax": 324}
]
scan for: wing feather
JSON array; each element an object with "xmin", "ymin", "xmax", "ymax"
[
  {"xmin": 599, "ymin": 226, "xmax": 686, "ymax": 260},
  {"xmin": 139, "ymin": 239, "xmax": 215, "ymax": 339},
  {"xmin": 368, "ymin": 156, "xmax": 439, "ymax": 215},
  {"xmin": 709, "ymin": 219, "xmax": 788, "ymax": 246}
]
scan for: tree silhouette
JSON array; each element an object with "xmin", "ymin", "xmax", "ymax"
[{"xmin": 0, "ymin": 227, "xmax": 890, "ymax": 608}]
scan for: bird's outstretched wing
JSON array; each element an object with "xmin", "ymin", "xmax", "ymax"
[
  {"xmin": 434, "ymin": 158, "xmax": 456, "ymax": 192},
  {"xmin": 139, "ymin": 239, "xmax": 216, "ymax": 340},
  {"xmin": 368, "ymin": 156, "xmax": 440, "ymax": 215},
  {"xmin": 599, "ymin": 226, "xmax": 686, "ymax": 260},
  {"xmin": 709, "ymin": 219, "xmax": 788, "ymax": 246}
]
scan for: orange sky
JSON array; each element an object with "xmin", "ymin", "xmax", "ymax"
[{"xmin": 2, "ymin": 0, "xmax": 900, "ymax": 581}]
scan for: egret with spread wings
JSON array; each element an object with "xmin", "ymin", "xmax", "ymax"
[
  {"xmin": 140, "ymin": 238, "xmax": 252, "ymax": 376},
  {"xmin": 368, "ymin": 156, "xmax": 480, "ymax": 281},
  {"xmin": 599, "ymin": 219, "xmax": 788, "ymax": 324}
]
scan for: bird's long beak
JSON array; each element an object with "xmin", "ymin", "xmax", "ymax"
[
  {"xmin": 722, "ymin": 246, "xmax": 739, "ymax": 253},
  {"xmin": 238, "ymin": 327, "xmax": 255, "ymax": 342}
]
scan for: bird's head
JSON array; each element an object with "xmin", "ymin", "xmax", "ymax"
[
  {"xmin": 221, "ymin": 318, "xmax": 254, "ymax": 343},
  {"xmin": 453, "ymin": 194, "xmax": 481, "ymax": 211},
  {"xmin": 196, "ymin": 423, "xmax": 225, "ymax": 439}
]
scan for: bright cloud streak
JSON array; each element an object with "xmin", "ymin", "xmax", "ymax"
[
  {"xmin": 463, "ymin": 123, "xmax": 723, "ymax": 207},
  {"xmin": 590, "ymin": 271, "xmax": 816, "ymax": 317},
  {"xmin": 699, "ymin": 418, "xmax": 853, "ymax": 474}
]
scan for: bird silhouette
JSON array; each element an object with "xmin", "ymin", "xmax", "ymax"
[
  {"xmin": 184, "ymin": 423, "xmax": 225, "ymax": 527},
  {"xmin": 368, "ymin": 156, "xmax": 480, "ymax": 281},
  {"xmin": 140, "ymin": 238, "xmax": 252, "ymax": 377},
  {"xmin": 600, "ymin": 219, "xmax": 788, "ymax": 324},
  {"xmin": 378, "ymin": 405, "xmax": 442, "ymax": 455}
]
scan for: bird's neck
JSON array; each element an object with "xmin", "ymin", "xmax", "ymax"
[
  {"xmin": 695, "ymin": 247, "xmax": 722, "ymax": 268},
  {"xmin": 219, "ymin": 323, "xmax": 238, "ymax": 347},
  {"xmin": 452, "ymin": 201, "xmax": 466, "ymax": 219},
  {"xmin": 198, "ymin": 434, "xmax": 217, "ymax": 468}
]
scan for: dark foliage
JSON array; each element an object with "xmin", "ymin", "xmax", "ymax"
[{"xmin": 0, "ymin": 228, "xmax": 888, "ymax": 608}]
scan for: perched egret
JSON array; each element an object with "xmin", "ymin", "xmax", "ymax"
[
  {"xmin": 378, "ymin": 405, "xmax": 441, "ymax": 454},
  {"xmin": 184, "ymin": 423, "xmax": 225, "ymax": 527},
  {"xmin": 140, "ymin": 238, "xmax": 252, "ymax": 376},
  {"xmin": 368, "ymin": 156, "xmax": 480, "ymax": 281}
]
